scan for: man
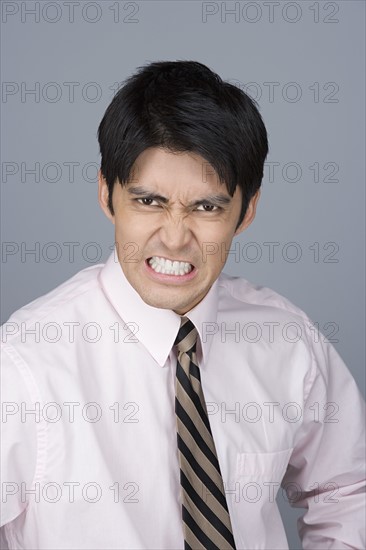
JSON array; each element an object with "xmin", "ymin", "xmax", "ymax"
[{"xmin": 1, "ymin": 61, "xmax": 365, "ymax": 549}]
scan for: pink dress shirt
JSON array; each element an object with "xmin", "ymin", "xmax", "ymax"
[{"xmin": 1, "ymin": 248, "xmax": 365, "ymax": 549}]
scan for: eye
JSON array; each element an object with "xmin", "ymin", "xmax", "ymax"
[
  {"xmin": 196, "ymin": 203, "xmax": 220, "ymax": 212},
  {"xmin": 136, "ymin": 198, "xmax": 159, "ymax": 206}
]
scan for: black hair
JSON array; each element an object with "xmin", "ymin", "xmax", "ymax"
[{"xmin": 97, "ymin": 60, "xmax": 268, "ymax": 229}]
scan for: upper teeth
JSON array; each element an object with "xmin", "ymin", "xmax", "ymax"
[{"xmin": 148, "ymin": 256, "xmax": 193, "ymax": 275}]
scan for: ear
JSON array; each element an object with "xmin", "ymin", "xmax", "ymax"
[
  {"xmin": 234, "ymin": 189, "xmax": 261, "ymax": 237},
  {"xmin": 98, "ymin": 170, "xmax": 115, "ymax": 224}
]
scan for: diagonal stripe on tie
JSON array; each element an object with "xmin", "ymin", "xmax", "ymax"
[
  {"xmin": 182, "ymin": 489, "xmax": 236, "ymax": 549},
  {"xmin": 181, "ymin": 470, "xmax": 235, "ymax": 542},
  {"xmin": 177, "ymin": 434, "xmax": 229, "ymax": 514},
  {"xmin": 176, "ymin": 393, "xmax": 220, "ymax": 473},
  {"xmin": 184, "ymin": 523, "xmax": 204, "ymax": 550},
  {"xmin": 183, "ymin": 505, "xmax": 220, "ymax": 550},
  {"xmin": 174, "ymin": 316, "xmax": 236, "ymax": 550},
  {"xmin": 176, "ymin": 367, "xmax": 217, "ymax": 455},
  {"xmin": 176, "ymin": 417, "xmax": 225, "ymax": 494},
  {"xmin": 176, "ymin": 345, "xmax": 207, "ymax": 416}
]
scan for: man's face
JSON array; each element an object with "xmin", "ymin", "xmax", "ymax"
[{"xmin": 99, "ymin": 147, "xmax": 260, "ymax": 315}]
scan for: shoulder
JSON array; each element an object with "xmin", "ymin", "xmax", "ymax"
[
  {"xmin": 1, "ymin": 262, "xmax": 105, "ymax": 344},
  {"xmin": 215, "ymin": 272, "xmax": 322, "ymax": 389},
  {"xmin": 217, "ymin": 271, "xmax": 312, "ymax": 324}
]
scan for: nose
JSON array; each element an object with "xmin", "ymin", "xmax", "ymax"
[{"xmin": 158, "ymin": 214, "xmax": 192, "ymax": 251}]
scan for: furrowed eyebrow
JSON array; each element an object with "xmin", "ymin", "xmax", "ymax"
[
  {"xmin": 127, "ymin": 186, "xmax": 169, "ymax": 204},
  {"xmin": 127, "ymin": 186, "xmax": 232, "ymax": 208}
]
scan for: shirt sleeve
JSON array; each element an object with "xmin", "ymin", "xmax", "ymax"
[
  {"xmin": 281, "ymin": 329, "xmax": 366, "ymax": 549},
  {"xmin": 0, "ymin": 344, "xmax": 40, "ymax": 527}
]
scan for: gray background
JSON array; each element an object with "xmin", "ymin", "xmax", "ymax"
[{"xmin": 1, "ymin": 1, "xmax": 365, "ymax": 548}]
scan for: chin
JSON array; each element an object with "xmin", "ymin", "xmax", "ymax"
[{"xmin": 140, "ymin": 292, "xmax": 184, "ymax": 311}]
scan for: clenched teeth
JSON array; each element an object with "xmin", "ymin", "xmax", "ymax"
[{"xmin": 148, "ymin": 256, "xmax": 193, "ymax": 276}]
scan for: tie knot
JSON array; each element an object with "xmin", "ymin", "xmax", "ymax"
[{"xmin": 174, "ymin": 317, "xmax": 198, "ymax": 355}]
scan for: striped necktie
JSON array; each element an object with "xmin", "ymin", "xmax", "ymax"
[{"xmin": 174, "ymin": 316, "xmax": 236, "ymax": 550}]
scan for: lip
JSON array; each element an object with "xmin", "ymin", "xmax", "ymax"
[{"xmin": 144, "ymin": 258, "xmax": 198, "ymax": 283}]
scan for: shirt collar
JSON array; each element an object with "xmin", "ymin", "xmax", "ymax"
[{"xmin": 98, "ymin": 248, "xmax": 219, "ymax": 368}]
